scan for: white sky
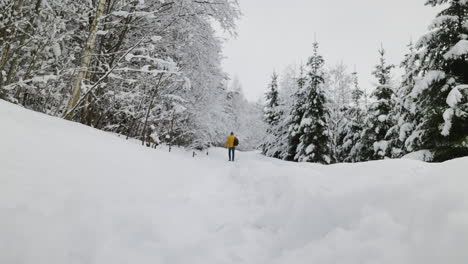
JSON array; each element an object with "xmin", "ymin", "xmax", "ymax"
[{"xmin": 221, "ymin": 0, "xmax": 441, "ymax": 101}]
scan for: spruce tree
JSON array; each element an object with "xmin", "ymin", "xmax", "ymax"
[
  {"xmin": 358, "ymin": 47, "xmax": 395, "ymax": 160},
  {"xmin": 407, "ymin": 0, "xmax": 468, "ymax": 161},
  {"xmin": 264, "ymin": 72, "xmax": 281, "ymax": 127},
  {"xmin": 286, "ymin": 65, "xmax": 307, "ymax": 161},
  {"xmin": 386, "ymin": 41, "xmax": 418, "ymax": 157},
  {"xmin": 287, "ymin": 42, "xmax": 332, "ymax": 164},
  {"xmin": 262, "ymin": 72, "xmax": 283, "ymax": 157}
]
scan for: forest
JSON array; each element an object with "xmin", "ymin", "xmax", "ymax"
[
  {"xmin": 261, "ymin": 0, "xmax": 468, "ymax": 163},
  {"xmin": 0, "ymin": 0, "xmax": 266, "ymax": 150},
  {"xmin": 1, "ymin": 0, "xmax": 467, "ymax": 162}
]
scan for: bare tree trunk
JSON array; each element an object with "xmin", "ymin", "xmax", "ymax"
[
  {"xmin": 62, "ymin": 38, "xmax": 145, "ymax": 120},
  {"xmin": 65, "ymin": 0, "xmax": 107, "ymax": 120}
]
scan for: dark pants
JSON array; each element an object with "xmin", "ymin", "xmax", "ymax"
[{"xmin": 228, "ymin": 147, "xmax": 235, "ymax": 161}]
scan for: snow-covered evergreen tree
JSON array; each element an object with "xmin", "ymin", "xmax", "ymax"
[
  {"xmin": 386, "ymin": 41, "xmax": 419, "ymax": 157},
  {"xmin": 285, "ymin": 65, "xmax": 306, "ymax": 161},
  {"xmin": 339, "ymin": 70, "xmax": 365, "ymax": 162},
  {"xmin": 262, "ymin": 72, "xmax": 284, "ymax": 157},
  {"xmin": 264, "ymin": 72, "xmax": 281, "ymax": 127},
  {"xmin": 356, "ymin": 47, "xmax": 395, "ymax": 160},
  {"xmin": 276, "ymin": 65, "xmax": 300, "ymax": 160},
  {"xmin": 406, "ymin": 0, "xmax": 468, "ymax": 161},
  {"xmin": 287, "ymin": 42, "xmax": 332, "ymax": 164}
]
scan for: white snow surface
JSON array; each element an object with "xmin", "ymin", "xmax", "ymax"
[{"xmin": 1, "ymin": 100, "xmax": 468, "ymax": 264}]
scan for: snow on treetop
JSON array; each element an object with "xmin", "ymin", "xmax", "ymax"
[
  {"xmin": 428, "ymin": 15, "xmax": 458, "ymax": 30},
  {"xmin": 444, "ymin": 40, "xmax": 468, "ymax": 60}
]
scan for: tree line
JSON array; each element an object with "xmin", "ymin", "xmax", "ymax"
[
  {"xmin": 261, "ymin": 0, "xmax": 468, "ymax": 163},
  {"xmin": 1, "ymin": 0, "xmax": 266, "ymax": 150}
]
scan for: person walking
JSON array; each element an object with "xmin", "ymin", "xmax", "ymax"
[{"xmin": 225, "ymin": 132, "xmax": 239, "ymax": 161}]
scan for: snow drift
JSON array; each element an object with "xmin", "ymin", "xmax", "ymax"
[{"xmin": 1, "ymin": 100, "xmax": 467, "ymax": 264}]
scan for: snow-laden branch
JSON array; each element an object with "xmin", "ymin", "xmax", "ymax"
[
  {"xmin": 63, "ymin": 38, "xmax": 146, "ymax": 119},
  {"xmin": 444, "ymin": 40, "xmax": 468, "ymax": 60},
  {"xmin": 410, "ymin": 71, "xmax": 446, "ymax": 98},
  {"xmin": 447, "ymin": 84, "xmax": 468, "ymax": 108},
  {"xmin": 3, "ymin": 75, "xmax": 59, "ymax": 90}
]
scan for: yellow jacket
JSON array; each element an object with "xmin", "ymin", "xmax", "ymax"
[{"xmin": 226, "ymin": 135, "xmax": 236, "ymax": 148}]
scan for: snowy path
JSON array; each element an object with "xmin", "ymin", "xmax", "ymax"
[{"xmin": 1, "ymin": 100, "xmax": 468, "ymax": 264}]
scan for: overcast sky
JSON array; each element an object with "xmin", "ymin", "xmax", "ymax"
[{"xmin": 221, "ymin": 0, "xmax": 441, "ymax": 101}]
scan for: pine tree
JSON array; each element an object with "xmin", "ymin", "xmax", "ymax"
[
  {"xmin": 262, "ymin": 71, "xmax": 283, "ymax": 157},
  {"xmin": 357, "ymin": 47, "xmax": 395, "ymax": 160},
  {"xmin": 386, "ymin": 41, "xmax": 418, "ymax": 157},
  {"xmin": 351, "ymin": 70, "xmax": 365, "ymax": 109},
  {"xmin": 287, "ymin": 42, "xmax": 332, "ymax": 164},
  {"xmin": 407, "ymin": 0, "xmax": 468, "ymax": 161},
  {"xmin": 285, "ymin": 64, "xmax": 307, "ymax": 161},
  {"xmin": 264, "ymin": 72, "xmax": 281, "ymax": 127}
]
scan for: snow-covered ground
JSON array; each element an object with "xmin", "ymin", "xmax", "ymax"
[{"xmin": 1, "ymin": 100, "xmax": 467, "ymax": 264}]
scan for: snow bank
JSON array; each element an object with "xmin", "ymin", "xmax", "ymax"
[
  {"xmin": 402, "ymin": 150, "xmax": 434, "ymax": 162},
  {"xmin": 1, "ymin": 100, "xmax": 468, "ymax": 264}
]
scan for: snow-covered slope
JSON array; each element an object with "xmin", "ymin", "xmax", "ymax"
[{"xmin": 1, "ymin": 100, "xmax": 467, "ymax": 264}]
